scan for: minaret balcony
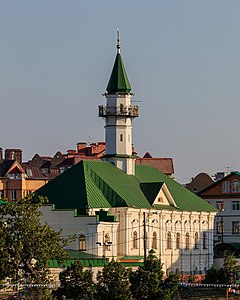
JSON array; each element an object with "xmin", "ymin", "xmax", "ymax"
[{"xmin": 98, "ymin": 105, "xmax": 139, "ymax": 117}]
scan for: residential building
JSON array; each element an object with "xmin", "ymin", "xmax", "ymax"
[
  {"xmin": 0, "ymin": 149, "xmax": 49, "ymax": 201},
  {"xmin": 198, "ymin": 172, "xmax": 240, "ymax": 257},
  {"xmin": 185, "ymin": 173, "xmax": 215, "ymax": 193},
  {"xmin": 37, "ymin": 33, "xmax": 217, "ymax": 276}
]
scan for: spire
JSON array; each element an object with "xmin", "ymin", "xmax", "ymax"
[
  {"xmin": 106, "ymin": 31, "xmax": 131, "ymax": 94},
  {"xmin": 117, "ymin": 29, "xmax": 120, "ymax": 53}
]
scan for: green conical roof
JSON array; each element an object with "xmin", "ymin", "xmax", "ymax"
[{"xmin": 106, "ymin": 53, "xmax": 131, "ymax": 94}]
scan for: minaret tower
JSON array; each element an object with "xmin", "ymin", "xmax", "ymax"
[{"xmin": 99, "ymin": 31, "xmax": 139, "ymax": 175}]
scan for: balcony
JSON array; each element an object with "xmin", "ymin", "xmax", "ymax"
[{"xmin": 98, "ymin": 105, "xmax": 139, "ymax": 117}]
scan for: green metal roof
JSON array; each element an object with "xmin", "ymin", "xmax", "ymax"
[
  {"xmin": 120, "ymin": 256, "xmax": 144, "ymax": 260},
  {"xmin": 48, "ymin": 249, "xmax": 106, "ymax": 268},
  {"xmin": 106, "ymin": 53, "xmax": 131, "ymax": 94},
  {"xmin": 36, "ymin": 160, "xmax": 217, "ymax": 213},
  {"xmin": 135, "ymin": 165, "xmax": 217, "ymax": 212}
]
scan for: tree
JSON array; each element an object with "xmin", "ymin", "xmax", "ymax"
[
  {"xmin": 203, "ymin": 265, "xmax": 227, "ymax": 284},
  {"xmin": 0, "ymin": 196, "xmax": 71, "ymax": 284},
  {"xmin": 204, "ymin": 254, "xmax": 240, "ymax": 284},
  {"xmin": 96, "ymin": 260, "xmax": 133, "ymax": 300},
  {"xmin": 55, "ymin": 260, "xmax": 95, "ymax": 300},
  {"xmin": 130, "ymin": 255, "xmax": 176, "ymax": 300},
  {"xmin": 223, "ymin": 253, "xmax": 240, "ymax": 284}
]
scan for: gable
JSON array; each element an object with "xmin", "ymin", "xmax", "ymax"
[
  {"xmin": 140, "ymin": 182, "xmax": 177, "ymax": 208},
  {"xmin": 152, "ymin": 183, "xmax": 178, "ymax": 208},
  {"xmin": 198, "ymin": 172, "xmax": 240, "ymax": 198},
  {"xmin": 5, "ymin": 161, "xmax": 26, "ymax": 176},
  {"xmin": 135, "ymin": 165, "xmax": 217, "ymax": 212}
]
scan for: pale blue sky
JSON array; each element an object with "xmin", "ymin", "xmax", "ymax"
[{"xmin": 0, "ymin": 0, "xmax": 240, "ymax": 182}]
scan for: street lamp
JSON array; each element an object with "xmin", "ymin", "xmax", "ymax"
[{"xmin": 96, "ymin": 241, "xmax": 112, "ymax": 265}]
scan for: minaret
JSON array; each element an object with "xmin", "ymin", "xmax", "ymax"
[{"xmin": 99, "ymin": 31, "xmax": 139, "ymax": 175}]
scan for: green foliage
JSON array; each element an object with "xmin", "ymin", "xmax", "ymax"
[
  {"xmin": 23, "ymin": 288, "xmax": 57, "ymax": 300},
  {"xmin": 96, "ymin": 260, "xmax": 133, "ymax": 300},
  {"xmin": 223, "ymin": 253, "xmax": 240, "ymax": 283},
  {"xmin": 0, "ymin": 196, "xmax": 71, "ymax": 283},
  {"xmin": 130, "ymin": 256, "xmax": 176, "ymax": 300},
  {"xmin": 204, "ymin": 254, "xmax": 240, "ymax": 284},
  {"xmin": 203, "ymin": 265, "xmax": 227, "ymax": 284},
  {"xmin": 55, "ymin": 260, "xmax": 95, "ymax": 300}
]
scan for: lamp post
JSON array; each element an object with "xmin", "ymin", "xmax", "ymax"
[
  {"xmin": 96, "ymin": 241, "xmax": 112, "ymax": 266},
  {"xmin": 143, "ymin": 212, "xmax": 147, "ymax": 267}
]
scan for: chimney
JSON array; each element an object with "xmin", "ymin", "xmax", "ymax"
[
  {"xmin": 5, "ymin": 149, "xmax": 22, "ymax": 163},
  {"xmin": 77, "ymin": 142, "xmax": 87, "ymax": 153}
]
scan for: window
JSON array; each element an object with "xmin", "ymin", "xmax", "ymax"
[
  {"xmin": 203, "ymin": 232, "xmax": 207, "ymax": 249},
  {"xmin": 232, "ymin": 221, "xmax": 240, "ymax": 234},
  {"xmin": 185, "ymin": 232, "xmax": 190, "ymax": 250},
  {"xmin": 79, "ymin": 235, "xmax": 86, "ymax": 251},
  {"xmin": 216, "ymin": 221, "xmax": 223, "ymax": 234},
  {"xmin": 11, "ymin": 190, "xmax": 17, "ymax": 200},
  {"xmin": 167, "ymin": 232, "xmax": 171, "ymax": 249},
  {"xmin": 26, "ymin": 190, "xmax": 32, "ymax": 196},
  {"xmin": 176, "ymin": 233, "xmax": 180, "ymax": 249},
  {"xmin": 152, "ymin": 232, "xmax": 157, "ymax": 249},
  {"xmin": 232, "ymin": 180, "xmax": 240, "ymax": 193},
  {"xmin": 222, "ymin": 181, "xmax": 230, "ymax": 193},
  {"xmin": 216, "ymin": 201, "xmax": 224, "ymax": 211},
  {"xmin": 194, "ymin": 232, "xmax": 199, "ymax": 249},
  {"xmin": 133, "ymin": 231, "xmax": 138, "ymax": 249},
  {"xmin": 232, "ymin": 201, "xmax": 240, "ymax": 211},
  {"xmin": 120, "ymin": 134, "xmax": 123, "ymax": 142}
]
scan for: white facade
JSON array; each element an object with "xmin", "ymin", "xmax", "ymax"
[
  {"xmin": 100, "ymin": 93, "xmax": 138, "ymax": 175},
  {"xmin": 41, "ymin": 205, "xmax": 215, "ymax": 275},
  {"xmin": 104, "ymin": 94, "xmax": 133, "ymax": 156},
  {"xmin": 205, "ymin": 197, "xmax": 240, "ymax": 245}
]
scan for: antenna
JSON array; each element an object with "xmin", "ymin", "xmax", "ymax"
[{"xmin": 223, "ymin": 166, "xmax": 235, "ymax": 174}]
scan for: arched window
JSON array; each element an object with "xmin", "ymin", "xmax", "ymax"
[
  {"xmin": 104, "ymin": 233, "xmax": 111, "ymax": 250},
  {"xmin": 79, "ymin": 235, "xmax": 86, "ymax": 251},
  {"xmin": 203, "ymin": 232, "xmax": 207, "ymax": 249},
  {"xmin": 133, "ymin": 231, "xmax": 138, "ymax": 249},
  {"xmin": 185, "ymin": 232, "xmax": 190, "ymax": 250},
  {"xmin": 152, "ymin": 232, "xmax": 157, "ymax": 249},
  {"xmin": 232, "ymin": 180, "xmax": 240, "ymax": 193},
  {"xmin": 176, "ymin": 233, "xmax": 180, "ymax": 249},
  {"xmin": 194, "ymin": 232, "xmax": 199, "ymax": 249},
  {"xmin": 167, "ymin": 232, "xmax": 171, "ymax": 249}
]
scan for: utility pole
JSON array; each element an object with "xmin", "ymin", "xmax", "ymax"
[
  {"xmin": 221, "ymin": 215, "xmax": 224, "ymax": 244},
  {"xmin": 143, "ymin": 211, "xmax": 147, "ymax": 267}
]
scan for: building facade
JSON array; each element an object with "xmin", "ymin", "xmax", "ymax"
[
  {"xmin": 36, "ymin": 33, "xmax": 217, "ymax": 276},
  {"xmin": 198, "ymin": 172, "xmax": 240, "ymax": 256}
]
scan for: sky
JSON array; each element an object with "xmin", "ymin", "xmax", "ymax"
[{"xmin": 0, "ymin": 0, "xmax": 240, "ymax": 183}]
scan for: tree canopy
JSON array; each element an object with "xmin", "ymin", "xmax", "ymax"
[
  {"xmin": 130, "ymin": 256, "xmax": 178, "ymax": 300},
  {"xmin": 96, "ymin": 260, "xmax": 133, "ymax": 300},
  {"xmin": 55, "ymin": 260, "xmax": 95, "ymax": 300},
  {"xmin": 0, "ymin": 197, "xmax": 71, "ymax": 284}
]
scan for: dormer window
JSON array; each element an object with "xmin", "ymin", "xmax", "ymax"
[
  {"xmin": 232, "ymin": 180, "xmax": 240, "ymax": 193},
  {"xmin": 222, "ymin": 181, "xmax": 230, "ymax": 193}
]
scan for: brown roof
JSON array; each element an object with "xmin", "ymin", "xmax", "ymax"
[{"xmin": 136, "ymin": 157, "xmax": 174, "ymax": 175}]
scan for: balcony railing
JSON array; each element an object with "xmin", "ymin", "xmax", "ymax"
[{"xmin": 98, "ymin": 105, "xmax": 139, "ymax": 117}]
